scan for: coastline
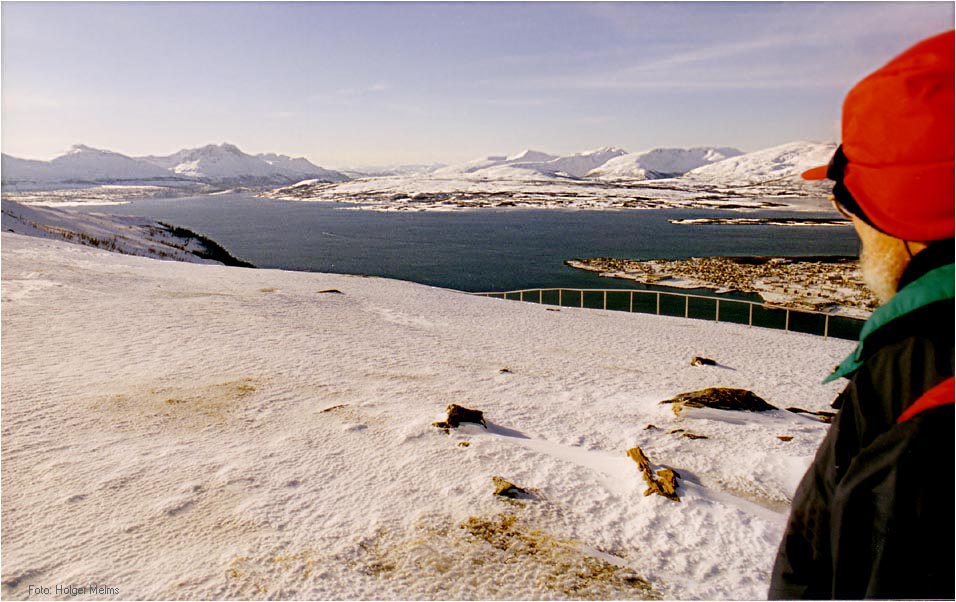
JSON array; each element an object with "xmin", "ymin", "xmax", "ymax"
[{"xmin": 566, "ymin": 256, "xmax": 874, "ymax": 319}]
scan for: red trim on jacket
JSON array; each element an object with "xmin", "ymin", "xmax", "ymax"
[{"xmin": 897, "ymin": 377, "xmax": 955, "ymax": 423}]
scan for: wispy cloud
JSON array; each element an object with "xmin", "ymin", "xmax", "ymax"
[
  {"xmin": 2, "ymin": 93, "xmax": 64, "ymax": 111},
  {"xmin": 310, "ymin": 82, "xmax": 391, "ymax": 103}
]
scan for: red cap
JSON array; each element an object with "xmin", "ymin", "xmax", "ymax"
[{"xmin": 803, "ymin": 30, "xmax": 955, "ymax": 241}]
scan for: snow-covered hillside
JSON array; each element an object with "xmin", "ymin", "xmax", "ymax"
[
  {"xmin": 256, "ymin": 153, "xmax": 349, "ymax": 182},
  {"xmin": 1, "ymin": 230, "xmax": 853, "ymax": 600},
  {"xmin": 686, "ymin": 141, "xmax": 836, "ymax": 186},
  {"xmin": 588, "ymin": 147, "xmax": 744, "ymax": 180},
  {"xmin": 1, "ymin": 199, "xmax": 252, "ymax": 266},
  {"xmin": 1, "ymin": 144, "xmax": 348, "ymax": 189}
]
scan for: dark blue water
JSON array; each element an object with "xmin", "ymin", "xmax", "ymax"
[{"xmin": 84, "ymin": 193, "xmax": 859, "ymax": 293}]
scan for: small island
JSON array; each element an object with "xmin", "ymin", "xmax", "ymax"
[{"xmin": 566, "ymin": 256, "xmax": 875, "ymax": 318}]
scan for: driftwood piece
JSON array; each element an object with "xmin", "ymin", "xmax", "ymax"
[
  {"xmin": 627, "ymin": 446, "xmax": 680, "ymax": 502},
  {"xmin": 690, "ymin": 356, "xmax": 718, "ymax": 366},
  {"xmin": 785, "ymin": 407, "xmax": 836, "ymax": 423}
]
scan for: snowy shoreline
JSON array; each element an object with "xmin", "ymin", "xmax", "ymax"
[
  {"xmin": 566, "ymin": 256, "xmax": 873, "ymax": 319},
  {"xmin": 1, "ymin": 200, "xmax": 255, "ymax": 267},
  {"xmin": 2, "ymin": 232, "xmax": 854, "ymax": 600}
]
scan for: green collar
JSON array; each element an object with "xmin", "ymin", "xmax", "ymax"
[{"xmin": 824, "ymin": 263, "xmax": 955, "ymax": 383}]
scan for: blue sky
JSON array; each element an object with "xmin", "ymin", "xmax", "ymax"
[{"xmin": 2, "ymin": 2, "xmax": 953, "ymax": 167}]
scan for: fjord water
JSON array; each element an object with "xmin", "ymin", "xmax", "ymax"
[{"xmin": 88, "ymin": 192, "xmax": 858, "ymax": 292}]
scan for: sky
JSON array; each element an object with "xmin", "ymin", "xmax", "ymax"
[{"xmin": 1, "ymin": 2, "xmax": 953, "ymax": 168}]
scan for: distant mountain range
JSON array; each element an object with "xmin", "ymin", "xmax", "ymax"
[
  {"xmin": 1, "ymin": 140, "xmax": 837, "ymax": 190},
  {"xmin": 430, "ymin": 141, "xmax": 835, "ymax": 184},
  {"xmin": 1, "ymin": 143, "xmax": 348, "ymax": 188}
]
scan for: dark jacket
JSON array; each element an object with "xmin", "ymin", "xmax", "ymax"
[{"xmin": 769, "ymin": 242, "xmax": 955, "ymax": 600}]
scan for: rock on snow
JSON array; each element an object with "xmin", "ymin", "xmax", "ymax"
[{"xmin": 1, "ymin": 232, "xmax": 853, "ymax": 600}]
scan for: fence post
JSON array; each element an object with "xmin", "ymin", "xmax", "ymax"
[
  {"xmin": 520, "ymin": 291, "xmax": 524, "ymax": 302},
  {"xmin": 604, "ymin": 290, "xmax": 607, "ymax": 310},
  {"xmin": 685, "ymin": 295, "xmax": 689, "ymax": 319},
  {"xmin": 630, "ymin": 291, "xmax": 634, "ymax": 313},
  {"xmin": 824, "ymin": 314, "xmax": 830, "ymax": 339},
  {"xmin": 656, "ymin": 292, "xmax": 661, "ymax": 315},
  {"xmin": 580, "ymin": 290, "xmax": 585, "ymax": 309},
  {"xmin": 559, "ymin": 289, "xmax": 563, "ymax": 307},
  {"xmin": 539, "ymin": 289, "xmax": 543, "ymax": 304},
  {"xmin": 715, "ymin": 299, "xmax": 720, "ymax": 322},
  {"xmin": 785, "ymin": 309, "xmax": 790, "ymax": 333},
  {"xmin": 749, "ymin": 304, "xmax": 753, "ymax": 327}
]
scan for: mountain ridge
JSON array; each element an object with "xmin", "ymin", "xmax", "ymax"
[
  {"xmin": 2, "ymin": 141, "xmax": 838, "ymax": 190},
  {"xmin": 2, "ymin": 143, "xmax": 348, "ymax": 188}
]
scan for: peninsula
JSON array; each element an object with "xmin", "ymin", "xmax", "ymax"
[{"xmin": 566, "ymin": 256, "xmax": 875, "ymax": 318}]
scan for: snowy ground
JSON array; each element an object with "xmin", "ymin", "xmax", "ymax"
[{"xmin": 1, "ymin": 232, "xmax": 854, "ymax": 600}]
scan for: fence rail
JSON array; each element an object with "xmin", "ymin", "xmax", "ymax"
[{"xmin": 472, "ymin": 287, "xmax": 866, "ymax": 340}]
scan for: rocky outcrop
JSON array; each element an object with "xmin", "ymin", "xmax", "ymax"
[
  {"xmin": 491, "ymin": 476, "xmax": 535, "ymax": 500},
  {"xmin": 662, "ymin": 388, "xmax": 776, "ymax": 415},
  {"xmin": 433, "ymin": 404, "xmax": 487, "ymax": 430}
]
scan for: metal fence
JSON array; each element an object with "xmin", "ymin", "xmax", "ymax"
[{"xmin": 472, "ymin": 288, "xmax": 866, "ymax": 340}]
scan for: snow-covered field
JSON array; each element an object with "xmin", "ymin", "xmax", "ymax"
[{"xmin": 1, "ymin": 232, "xmax": 854, "ymax": 600}]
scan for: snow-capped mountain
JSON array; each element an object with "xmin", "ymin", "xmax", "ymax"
[
  {"xmin": 337, "ymin": 163, "xmax": 447, "ymax": 179},
  {"xmin": 256, "ymin": 153, "xmax": 347, "ymax": 181},
  {"xmin": 517, "ymin": 147, "xmax": 628, "ymax": 179},
  {"xmin": 587, "ymin": 147, "xmax": 744, "ymax": 180},
  {"xmin": 432, "ymin": 150, "xmax": 559, "ymax": 177},
  {"xmin": 139, "ymin": 143, "xmax": 348, "ymax": 185},
  {"xmin": 434, "ymin": 147, "xmax": 627, "ymax": 180},
  {"xmin": 2, "ymin": 145, "xmax": 173, "ymax": 186},
  {"xmin": 685, "ymin": 141, "xmax": 837, "ymax": 186},
  {"xmin": 2, "ymin": 143, "xmax": 348, "ymax": 189}
]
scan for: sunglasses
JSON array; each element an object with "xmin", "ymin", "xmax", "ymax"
[{"xmin": 826, "ymin": 145, "xmax": 876, "ymax": 227}]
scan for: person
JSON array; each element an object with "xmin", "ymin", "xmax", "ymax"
[{"xmin": 768, "ymin": 30, "xmax": 954, "ymax": 599}]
